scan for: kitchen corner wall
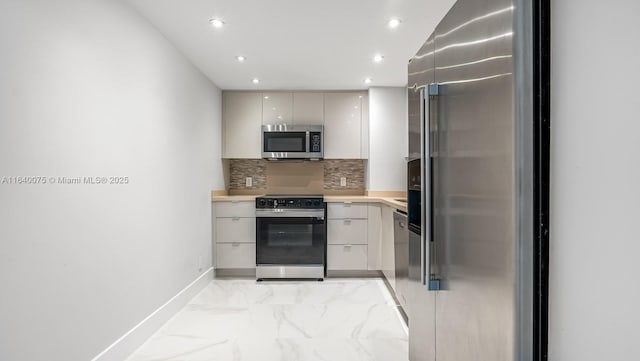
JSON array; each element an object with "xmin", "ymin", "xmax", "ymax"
[
  {"xmin": 228, "ymin": 159, "xmax": 366, "ymax": 195},
  {"xmin": 0, "ymin": 1, "xmax": 223, "ymax": 360},
  {"xmin": 549, "ymin": 1, "xmax": 640, "ymax": 360},
  {"xmin": 368, "ymin": 87, "xmax": 408, "ymax": 192}
]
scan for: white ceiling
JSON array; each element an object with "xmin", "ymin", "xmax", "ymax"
[{"xmin": 126, "ymin": 0, "xmax": 456, "ymax": 90}]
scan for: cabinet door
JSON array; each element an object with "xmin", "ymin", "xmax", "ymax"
[
  {"xmin": 223, "ymin": 92, "xmax": 262, "ymax": 158},
  {"xmin": 360, "ymin": 92, "xmax": 369, "ymax": 159},
  {"xmin": 216, "ymin": 243, "xmax": 256, "ymax": 269},
  {"xmin": 323, "ymin": 92, "xmax": 362, "ymax": 159},
  {"xmin": 215, "ymin": 218, "xmax": 256, "ymax": 244},
  {"xmin": 327, "ymin": 219, "xmax": 368, "ymax": 245},
  {"xmin": 327, "ymin": 245, "xmax": 368, "ymax": 270},
  {"xmin": 293, "ymin": 92, "xmax": 324, "ymax": 125},
  {"xmin": 262, "ymin": 92, "xmax": 292, "ymax": 125},
  {"xmin": 327, "ymin": 202, "xmax": 368, "ymax": 219},
  {"xmin": 381, "ymin": 205, "xmax": 396, "ymax": 291},
  {"xmin": 367, "ymin": 204, "xmax": 382, "ymax": 271},
  {"xmin": 214, "ymin": 201, "xmax": 255, "ymax": 218}
]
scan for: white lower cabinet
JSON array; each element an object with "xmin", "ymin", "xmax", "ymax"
[
  {"xmin": 213, "ymin": 201, "xmax": 256, "ymax": 269},
  {"xmin": 327, "ymin": 245, "xmax": 368, "ymax": 270},
  {"xmin": 327, "ymin": 202, "xmax": 369, "ymax": 271},
  {"xmin": 367, "ymin": 204, "xmax": 382, "ymax": 271},
  {"xmin": 214, "ymin": 201, "xmax": 255, "ymax": 217},
  {"xmin": 215, "ymin": 243, "xmax": 256, "ymax": 269},
  {"xmin": 327, "ymin": 219, "xmax": 368, "ymax": 245},
  {"xmin": 327, "ymin": 203, "xmax": 367, "ymax": 219},
  {"xmin": 215, "ymin": 218, "xmax": 255, "ymax": 243},
  {"xmin": 381, "ymin": 205, "xmax": 396, "ymax": 291}
]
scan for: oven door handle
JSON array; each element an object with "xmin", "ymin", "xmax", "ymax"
[{"xmin": 255, "ymin": 209, "xmax": 325, "ymax": 219}]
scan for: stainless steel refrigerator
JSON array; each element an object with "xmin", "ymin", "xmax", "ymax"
[{"xmin": 407, "ymin": 0, "xmax": 535, "ymax": 360}]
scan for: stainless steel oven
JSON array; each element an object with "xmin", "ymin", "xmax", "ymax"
[{"xmin": 255, "ymin": 196, "xmax": 326, "ymax": 280}]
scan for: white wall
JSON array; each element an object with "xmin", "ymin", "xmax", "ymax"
[
  {"xmin": 550, "ymin": 1, "xmax": 640, "ymax": 360},
  {"xmin": 368, "ymin": 87, "xmax": 408, "ymax": 192},
  {"xmin": 0, "ymin": 1, "xmax": 224, "ymax": 360}
]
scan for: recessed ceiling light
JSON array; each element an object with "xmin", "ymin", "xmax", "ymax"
[
  {"xmin": 264, "ymin": 96, "xmax": 269, "ymax": 99},
  {"xmin": 252, "ymin": 78, "xmax": 260, "ymax": 84},
  {"xmin": 236, "ymin": 55, "xmax": 246, "ymax": 62},
  {"xmin": 373, "ymin": 54, "xmax": 384, "ymax": 63},
  {"xmin": 388, "ymin": 18, "xmax": 402, "ymax": 29},
  {"xmin": 209, "ymin": 18, "xmax": 225, "ymax": 28},
  {"xmin": 364, "ymin": 78, "xmax": 372, "ymax": 84}
]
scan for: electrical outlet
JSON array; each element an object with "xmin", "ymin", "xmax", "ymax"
[
  {"xmin": 340, "ymin": 177, "xmax": 347, "ymax": 187},
  {"xmin": 246, "ymin": 177, "xmax": 252, "ymax": 187}
]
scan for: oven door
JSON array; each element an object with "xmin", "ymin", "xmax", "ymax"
[{"xmin": 256, "ymin": 216, "xmax": 326, "ymax": 266}]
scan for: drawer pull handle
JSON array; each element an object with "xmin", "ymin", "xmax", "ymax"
[
  {"xmin": 232, "ymin": 243, "xmax": 240, "ymax": 247},
  {"xmin": 344, "ymin": 201, "xmax": 352, "ymax": 206},
  {"xmin": 232, "ymin": 217, "xmax": 240, "ymax": 221},
  {"xmin": 344, "ymin": 219, "xmax": 352, "ymax": 225}
]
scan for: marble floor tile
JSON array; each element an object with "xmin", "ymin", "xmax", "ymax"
[{"xmin": 126, "ymin": 278, "xmax": 408, "ymax": 361}]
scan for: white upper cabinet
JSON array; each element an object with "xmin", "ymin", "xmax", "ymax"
[
  {"xmin": 262, "ymin": 92, "xmax": 293, "ymax": 125},
  {"xmin": 222, "ymin": 90, "xmax": 369, "ymax": 159},
  {"xmin": 324, "ymin": 92, "xmax": 366, "ymax": 159},
  {"xmin": 360, "ymin": 93, "xmax": 369, "ymax": 159},
  {"xmin": 293, "ymin": 92, "xmax": 324, "ymax": 125},
  {"xmin": 222, "ymin": 92, "xmax": 262, "ymax": 159}
]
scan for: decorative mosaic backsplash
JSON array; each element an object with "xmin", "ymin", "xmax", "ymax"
[
  {"xmin": 227, "ymin": 159, "xmax": 365, "ymax": 193},
  {"xmin": 323, "ymin": 160, "xmax": 365, "ymax": 190},
  {"xmin": 228, "ymin": 159, "xmax": 267, "ymax": 189}
]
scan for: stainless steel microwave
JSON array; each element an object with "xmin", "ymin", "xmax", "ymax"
[{"xmin": 262, "ymin": 124, "xmax": 323, "ymax": 159}]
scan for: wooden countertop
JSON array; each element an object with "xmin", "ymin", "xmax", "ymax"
[
  {"xmin": 323, "ymin": 196, "xmax": 407, "ymax": 213},
  {"xmin": 211, "ymin": 193, "xmax": 407, "ymax": 212},
  {"xmin": 211, "ymin": 194, "xmax": 263, "ymax": 202}
]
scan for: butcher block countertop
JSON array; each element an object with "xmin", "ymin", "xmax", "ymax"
[
  {"xmin": 211, "ymin": 191, "xmax": 407, "ymax": 212},
  {"xmin": 323, "ymin": 196, "xmax": 407, "ymax": 213}
]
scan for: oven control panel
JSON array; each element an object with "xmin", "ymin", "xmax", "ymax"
[{"xmin": 256, "ymin": 197, "xmax": 324, "ymax": 209}]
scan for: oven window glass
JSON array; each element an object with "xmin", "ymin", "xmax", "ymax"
[
  {"xmin": 264, "ymin": 224, "xmax": 313, "ymax": 247},
  {"xmin": 256, "ymin": 217, "xmax": 325, "ymax": 265},
  {"xmin": 264, "ymin": 132, "xmax": 306, "ymax": 152}
]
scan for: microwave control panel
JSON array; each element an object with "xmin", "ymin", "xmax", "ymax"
[{"xmin": 310, "ymin": 132, "xmax": 322, "ymax": 153}]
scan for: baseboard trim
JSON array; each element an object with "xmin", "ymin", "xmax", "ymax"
[
  {"xmin": 214, "ymin": 268, "xmax": 257, "ymax": 278},
  {"xmin": 90, "ymin": 268, "xmax": 213, "ymax": 361},
  {"xmin": 326, "ymin": 270, "xmax": 383, "ymax": 278}
]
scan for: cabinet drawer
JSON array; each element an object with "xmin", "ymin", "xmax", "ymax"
[
  {"xmin": 327, "ymin": 245, "xmax": 368, "ymax": 270},
  {"xmin": 327, "ymin": 202, "xmax": 367, "ymax": 219},
  {"xmin": 214, "ymin": 201, "xmax": 255, "ymax": 218},
  {"xmin": 327, "ymin": 219, "xmax": 368, "ymax": 245},
  {"xmin": 215, "ymin": 218, "xmax": 256, "ymax": 243},
  {"xmin": 215, "ymin": 243, "xmax": 256, "ymax": 269}
]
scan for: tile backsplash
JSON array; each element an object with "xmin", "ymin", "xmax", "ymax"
[
  {"xmin": 229, "ymin": 159, "xmax": 267, "ymax": 189},
  {"xmin": 227, "ymin": 159, "xmax": 365, "ymax": 194},
  {"xmin": 323, "ymin": 160, "xmax": 365, "ymax": 190}
]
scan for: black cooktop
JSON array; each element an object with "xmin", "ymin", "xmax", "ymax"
[{"xmin": 256, "ymin": 195, "xmax": 324, "ymax": 209}]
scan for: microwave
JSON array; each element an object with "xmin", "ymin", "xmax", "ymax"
[{"xmin": 262, "ymin": 124, "xmax": 323, "ymax": 159}]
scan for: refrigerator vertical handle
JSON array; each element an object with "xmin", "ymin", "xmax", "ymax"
[
  {"xmin": 424, "ymin": 83, "xmax": 441, "ymax": 291},
  {"xmin": 419, "ymin": 87, "xmax": 427, "ymax": 287}
]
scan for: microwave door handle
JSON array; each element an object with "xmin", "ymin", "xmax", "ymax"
[{"xmin": 306, "ymin": 131, "xmax": 310, "ymax": 153}]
